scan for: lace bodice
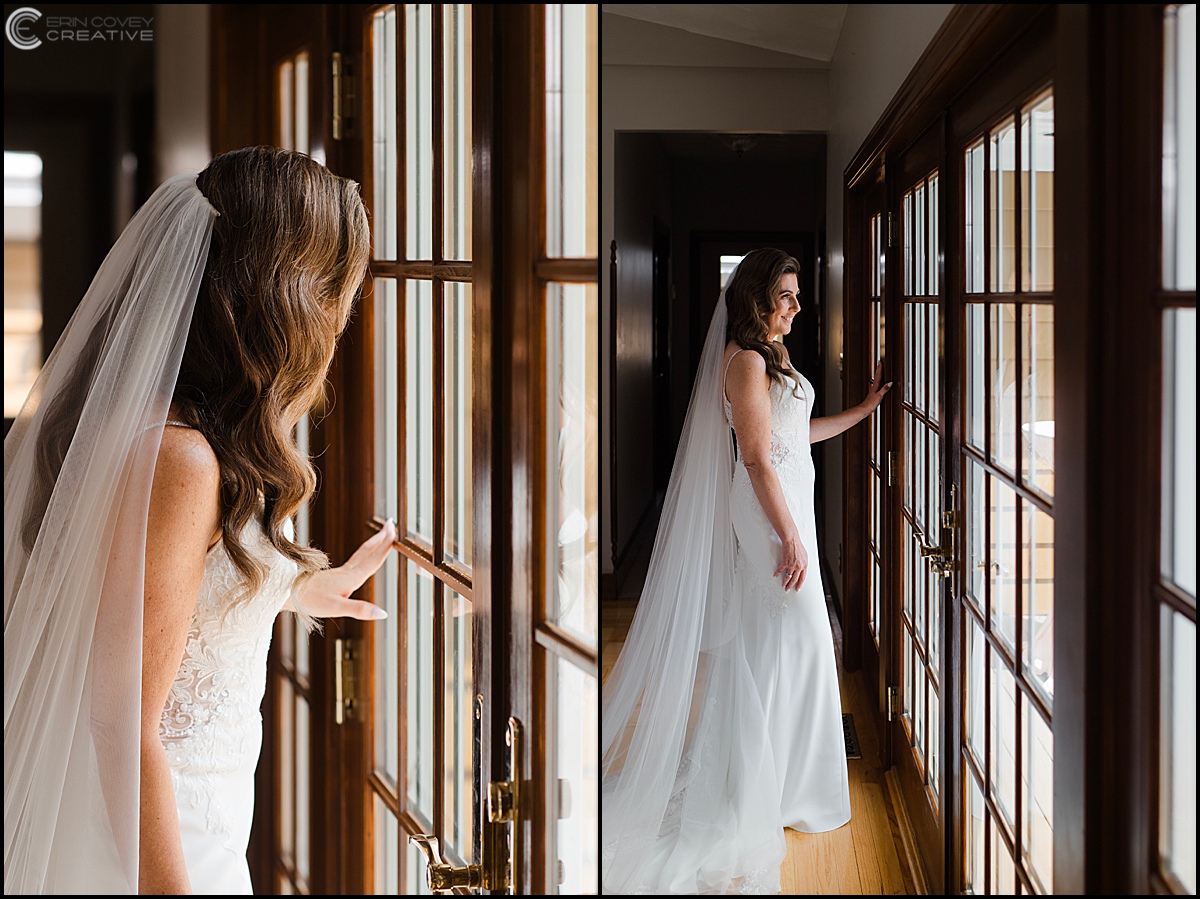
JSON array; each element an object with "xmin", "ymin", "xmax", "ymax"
[
  {"xmin": 158, "ymin": 519, "xmax": 297, "ymax": 845},
  {"xmin": 722, "ymin": 351, "xmax": 812, "ymax": 472}
]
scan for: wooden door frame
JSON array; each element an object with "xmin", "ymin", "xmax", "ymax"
[{"xmin": 844, "ymin": 3, "xmax": 1190, "ymax": 895}]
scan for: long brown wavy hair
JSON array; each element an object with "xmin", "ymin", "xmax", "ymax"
[
  {"xmin": 724, "ymin": 247, "xmax": 803, "ymax": 395},
  {"xmin": 175, "ymin": 146, "xmax": 371, "ymax": 620}
]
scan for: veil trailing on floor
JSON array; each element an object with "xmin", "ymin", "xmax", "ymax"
[
  {"xmin": 601, "ymin": 280, "xmax": 787, "ymax": 894},
  {"xmin": 4, "ymin": 174, "xmax": 218, "ymax": 893}
]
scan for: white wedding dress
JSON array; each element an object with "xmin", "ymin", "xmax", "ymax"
[
  {"xmin": 158, "ymin": 511, "xmax": 297, "ymax": 894},
  {"xmin": 723, "ymin": 354, "xmax": 851, "ymax": 834}
]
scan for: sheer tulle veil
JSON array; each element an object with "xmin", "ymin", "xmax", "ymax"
[
  {"xmin": 4, "ymin": 174, "xmax": 218, "ymax": 893},
  {"xmin": 601, "ymin": 277, "xmax": 787, "ymax": 894}
]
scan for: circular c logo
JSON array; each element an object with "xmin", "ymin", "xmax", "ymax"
[{"xmin": 6, "ymin": 7, "xmax": 42, "ymax": 50}]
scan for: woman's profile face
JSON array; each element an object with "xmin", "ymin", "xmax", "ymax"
[{"xmin": 765, "ymin": 272, "xmax": 800, "ymax": 340}]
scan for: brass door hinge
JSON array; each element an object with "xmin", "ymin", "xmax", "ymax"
[
  {"xmin": 332, "ymin": 51, "xmax": 359, "ymax": 140},
  {"xmin": 888, "ymin": 451, "xmax": 898, "ymax": 488},
  {"xmin": 887, "ymin": 685, "xmax": 897, "ymax": 722},
  {"xmin": 887, "ymin": 211, "xmax": 897, "ymax": 248},
  {"xmin": 334, "ymin": 637, "xmax": 362, "ymax": 724}
]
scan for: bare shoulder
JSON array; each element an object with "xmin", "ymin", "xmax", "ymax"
[
  {"xmin": 725, "ymin": 345, "xmax": 767, "ymax": 392},
  {"xmin": 151, "ymin": 426, "xmax": 222, "ymax": 550}
]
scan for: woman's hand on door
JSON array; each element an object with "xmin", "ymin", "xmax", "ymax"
[
  {"xmin": 289, "ymin": 519, "xmax": 396, "ymax": 620},
  {"xmin": 861, "ymin": 361, "xmax": 893, "ymax": 413}
]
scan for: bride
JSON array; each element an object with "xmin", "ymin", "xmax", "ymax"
[
  {"xmin": 5, "ymin": 146, "xmax": 392, "ymax": 893},
  {"xmin": 601, "ymin": 248, "xmax": 891, "ymax": 894}
]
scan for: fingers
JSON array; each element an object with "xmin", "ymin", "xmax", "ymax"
[
  {"xmin": 345, "ymin": 519, "xmax": 397, "ymax": 582},
  {"xmin": 775, "ymin": 560, "xmax": 808, "ymax": 591},
  {"xmin": 346, "ymin": 598, "xmax": 389, "ymax": 620}
]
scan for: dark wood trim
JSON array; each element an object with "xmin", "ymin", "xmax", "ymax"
[{"xmin": 534, "ymin": 622, "xmax": 599, "ymax": 676}]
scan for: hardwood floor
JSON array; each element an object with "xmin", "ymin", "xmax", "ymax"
[{"xmin": 601, "ymin": 588, "xmax": 918, "ymax": 895}]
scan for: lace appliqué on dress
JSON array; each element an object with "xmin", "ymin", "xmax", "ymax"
[
  {"xmin": 159, "ymin": 529, "xmax": 296, "ymax": 850},
  {"xmin": 738, "ymin": 548, "xmax": 788, "ymax": 617}
]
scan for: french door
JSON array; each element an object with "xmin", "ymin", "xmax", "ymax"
[
  {"xmin": 847, "ymin": 12, "xmax": 1057, "ymax": 894},
  {"xmin": 217, "ymin": 4, "xmax": 598, "ymax": 893}
]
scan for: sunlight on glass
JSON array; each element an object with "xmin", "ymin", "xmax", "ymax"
[
  {"xmin": 1164, "ymin": 3, "xmax": 1197, "ymax": 291},
  {"xmin": 1022, "ymin": 94, "xmax": 1054, "ymax": 291},
  {"xmin": 4, "ymin": 150, "xmax": 43, "ymax": 419},
  {"xmin": 373, "ymin": 6, "xmax": 399, "ymax": 260},
  {"xmin": 407, "ymin": 4, "xmax": 433, "ymax": 260},
  {"xmin": 546, "ymin": 4, "xmax": 597, "ymax": 258},
  {"xmin": 444, "ymin": 4, "xmax": 472, "ymax": 260}
]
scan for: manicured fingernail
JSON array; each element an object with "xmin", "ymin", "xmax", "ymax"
[{"xmin": 373, "ymin": 607, "xmax": 389, "ymax": 619}]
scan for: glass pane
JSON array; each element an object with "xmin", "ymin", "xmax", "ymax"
[
  {"xmin": 1022, "ymin": 694, "xmax": 1054, "ymax": 893},
  {"xmin": 443, "ymin": 589, "xmax": 473, "ymax": 852},
  {"xmin": 280, "ymin": 677, "xmax": 295, "ymax": 858},
  {"xmin": 990, "ymin": 303, "xmax": 1018, "ymax": 473},
  {"xmin": 903, "ymin": 636, "xmax": 913, "ymax": 724},
  {"xmin": 914, "ymin": 527, "xmax": 926, "ymax": 647},
  {"xmin": 549, "ymin": 283, "xmax": 598, "ymax": 648},
  {"xmin": 916, "ymin": 181, "xmax": 926, "ymax": 297},
  {"xmin": 375, "ymin": 798, "xmax": 399, "ymax": 895},
  {"xmin": 406, "ymin": 279, "xmax": 434, "ymax": 543},
  {"xmin": 930, "ymin": 173, "xmax": 940, "ymax": 296},
  {"xmin": 407, "ymin": 561, "xmax": 435, "ymax": 814},
  {"xmin": 375, "ymin": 278, "xmax": 401, "ymax": 782},
  {"xmin": 1164, "ymin": 3, "xmax": 1197, "ymax": 291},
  {"xmin": 991, "ymin": 820, "xmax": 1016, "ymax": 894},
  {"xmin": 967, "ymin": 303, "xmax": 986, "ymax": 450},
  {"xmin": 297, "ymin": 695, "xmax": 311, "ymax": 880},
  {"xmin": 966, "ymin": 772, "xmax": 986, "ymax": 892},
  {"xmin": 1023, "ymin": 93, "xmax": 1054, "ymax": 291},
  {"xmin": 991, "ymin": 660, "xmax": 1016, "ymax": 826},
  {"xmin": 406, "ymin": 3, "xmax": 433, "ymax": 260},
  {"xmin": 4, "ymin": 151, "xmax": 43, "ymax": 418},
  {"xmin": 1021, "ymin": 305, "xmax": 1055, "ymax": 496},
  {"xmin": 1161, "ymin": 607, "xmax": 1197, "ymax": 894},
  {"xmin": 930, "ymin": 687, "xmax": 940, "ymax": 802},
  {"xmin": 904, "ymin": 413, "xmax": 913, "ymax": 512},
  {"xmin": 930, "ymin": 302, "xmax": 940, "ymax": 425},
  {"xmin": 373, "ymin": 6, "xmax": 399, "ymax": 260},
  {"xmin": 545, "ymin": 3, "xmax": 598, "ymax": 259},
  {"xmin": 904, "ymin": 521, "xmax": 914, "ymax": 619},
  {"xmin": 553, "ymin": 658, "xmax": 598, "ymax": 894},
  {"xmin": 444, "ymin": 4, "xmax": 472, "ymax": 260},
  {"xmin": 915, "ymin": 655, "xmax": 926, "ymax": 762},
  {"xmin": 916, "ymin": 422, "xmax": 926, "ymax": 534},
  {"xmin": 965, "ymin": 141, "xmax": 985, "ymax": 293},
  {"xmin": 990, "ymin": 477, "xmax": 1018, "ymax": 650},
  {"xmin": 967, "ymin": 458, "xmax": 986, "ymax": 604},
  {"xmin": 1023, "ymin": 507, "xmax": 1055, "ymax": 701},
  {"xmin": 1162, "ymin": 308, "xmax": 1197, "ymax": 597},
  {"xmin": 991, "ymin": 119, "xmax": 1017, "ymax": 293},
  {"xmin": 904, "ymin": 191, "xmax": 913, "ymax": 296},
  {"xmin": 904, "ymin": 303, "xmax": 914, "ymax": 404},
  {"xmin": 444, "ymin": 282, "xmax": 473, "ymax": 567},
  {"xmin": 915, "ymin": 302, "xmax": 927, "ymax": 415},
  {"xmin": 966, "ymin": 614, "xmax": 986, "ymax": 761}
]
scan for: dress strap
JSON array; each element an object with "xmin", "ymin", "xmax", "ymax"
[{"xmin": 722, "ymin": 349, "xmax": 748, "ymax": 404}]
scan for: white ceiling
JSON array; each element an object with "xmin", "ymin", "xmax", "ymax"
[{"xmin": 602, "ymin": 4, "xmax": 849, "ymax": 66}]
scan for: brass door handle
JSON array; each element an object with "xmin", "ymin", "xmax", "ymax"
[
  {"xmin": 410, "ymin": 706, "xmax": 523, "ymax": 894},
  {"xmin": 409, "ymin": 835, "xmax": 481, "ymax": 892}
]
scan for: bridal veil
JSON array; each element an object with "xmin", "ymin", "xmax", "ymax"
[
  {"xmin": 601, "ymin": 285, "xmax": 787, "ymax": 894},
  {"xmin": 4, "ymin": 174, "xmax": 218, "ymax": 893}
]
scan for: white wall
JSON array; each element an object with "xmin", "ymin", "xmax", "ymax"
[{"xmin": 822, "ymin": 4, "xmax": 954, "ymax": 599}]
